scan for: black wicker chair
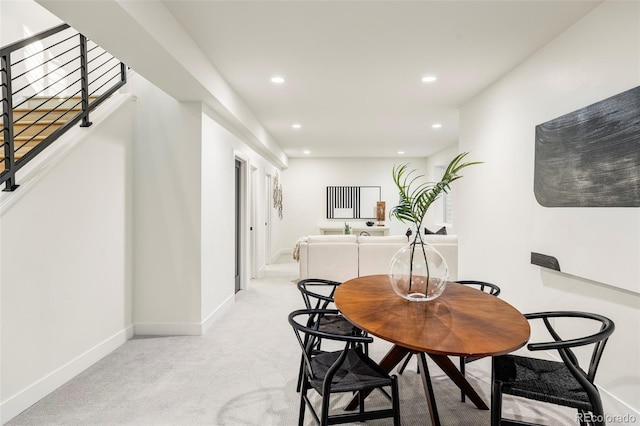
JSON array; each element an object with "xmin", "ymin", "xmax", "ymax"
[
  {"xmin": 295, "ymin": 278, "xmax": 367, "ymax": 392},
  {"xmin": 491, "ymin": 311, "xmax": 615, "ymax": 426},
  {"xmin": 398, "ymin": 280, "xmax": 501, "ymax": 403},
  {"xmin": 289, "ymin": 309, "xmax": 401, "ymax": 426}
]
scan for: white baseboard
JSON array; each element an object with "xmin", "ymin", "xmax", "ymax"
[
  {"xmin": 256, "ymin": 264, "xmax": 267, "ymax": 278},
  {"xmin": 272, "ymin": 248, "xmax": 292, "ymax": 263},
  {"xmin": 201, "ymin": 294, "xmax": 235, "ymax": 334},
  {"xmin": 134, "ymin": 294, "xmax": 235, "ymax": 336},
  {"xmin": 0, "ymin": 325, "xmax": 133, "ymax": 424}
]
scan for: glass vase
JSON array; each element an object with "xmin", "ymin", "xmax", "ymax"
[{"xmin": 389, "ymin": 241, "xmax": 449, "ymax": 302}]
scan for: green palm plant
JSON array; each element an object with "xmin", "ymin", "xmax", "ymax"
[{"xmin": 390, "ymin": 152, "xmax": 480, "ymax": 294}]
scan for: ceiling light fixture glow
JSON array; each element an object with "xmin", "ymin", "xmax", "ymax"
[
  {"xmin": 397, "ymin": 151, "xmax": 405, "ymax": 155},
  {"xmin": 271, "ymin": 76, "xmax": 285, "ymax": 84},
  {"xmin": 421, "ymin": 76, "xmax": 437, "ymax": 83},
  {"xmin": 291, "ymin": 123, "xmax": 302, "ymax": 129},
  {"xmin": 303, "ymin": 150, "xmax": 311, "ymax": 155},
  {"xmin": 432, "ymin": 123, "xmax": 442, "ymax": 128}
]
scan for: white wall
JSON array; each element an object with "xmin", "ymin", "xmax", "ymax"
[
  {"xmin": 129, "ymin": 74, "xmax": 204, "ymax": 334},
  {"xmin": 457, "ymin": 1, "xmax": 639, "ymax": 421},
  {"xmin": 0, "ymin": 95, "xmax": 135, "ymax": 423},
  {"xmin": 0, "ymin": 0, "xmax": 61, "ymax": 45},
  {"xmin": 423, "ymin": 144, "xmax": 461, "ymax": 233},
  {"xmin": 201, "ymin": 111, "xmax": 236, "ymax": 323},
  {"xmin": 278, "ymin": 157, "xmax": 431, "ymax": 252}
]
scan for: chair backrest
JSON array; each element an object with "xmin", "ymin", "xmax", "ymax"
[
  {"xmin": 288, "ymin": 309, "xmax": 373, "ymax": 380},
  {"xmin": 297, "ymin": 278, "xmax": 342, "ymax": 310},
  {"xmin": 456, "ymin": 280, "xmax": 501, "ymax": 296},
  {"xmin": 524, "ymin": 311, "xmax": 615, "ymax": 383}
]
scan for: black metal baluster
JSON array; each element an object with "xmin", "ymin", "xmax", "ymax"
[
  {"xmin": 79, "ymin": 34, "xmax": 92, "ymax": 128},
  {"xmin": 1, "ymin": 53, "xmax": 18, "ymax": 191}
]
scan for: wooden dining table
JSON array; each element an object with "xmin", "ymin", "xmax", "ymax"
[{"xmin": 334, "ymin": 275, "xmax": 530, "ymax": 426}]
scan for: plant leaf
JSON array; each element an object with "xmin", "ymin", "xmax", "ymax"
[{"xmin": 390, "ymin": 152, "xmax": 481, "ymax": 227}]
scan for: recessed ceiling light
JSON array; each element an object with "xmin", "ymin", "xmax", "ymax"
[
  {"xmin": 303, "ymin": 150, "xmax": 311, "ymax": 155},
  {"xmin": 397, "ymin": 151, "xmax": 405, "ymax": 155},
  {"xmin": 271, "ymin": 76, "xmax": 285, "ymax": 84},
  {"xmin": 291, "ymin": 123, "xmax": 302, "ymax": 129},
  {"xmin": 421, "ymin": 76, "xmax": 437, "ymax": 83},
  {"xmin": 432, "ymin": 123, "xmax": 442, "ymax": 128}
]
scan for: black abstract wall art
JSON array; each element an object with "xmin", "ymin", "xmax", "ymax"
[{"xmin": 534, "ymin": 85, "xmax": 640, "ymax": 207}]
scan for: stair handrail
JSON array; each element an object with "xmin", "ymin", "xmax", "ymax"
[
  {"xmin": 1, "ymin": 23, "xmax": 127, "ymax": 191},
  {"xmin": 0, "ymin": 23, "xmax": 71, "ymax": 58}
]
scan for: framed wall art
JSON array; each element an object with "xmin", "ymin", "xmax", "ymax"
[{"xmin": 326, "ymin": 186, "xmax": 381, "ymax": 219}]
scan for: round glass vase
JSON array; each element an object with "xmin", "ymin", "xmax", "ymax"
[{"xmin": 389, "ymin": 241, "xmax": 449, "ymax": 302}]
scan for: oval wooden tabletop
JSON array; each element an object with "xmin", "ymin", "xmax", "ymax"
[{"xmin": 334, "ymin": 275, "xmax": 530, "ymax": 357}]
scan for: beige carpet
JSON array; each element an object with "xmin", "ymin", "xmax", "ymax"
[{"xmin": 8, "ymin": 256, "xmax": 576, "ymax": 425}]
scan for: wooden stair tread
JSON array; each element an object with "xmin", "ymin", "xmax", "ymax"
[
  {"xmin": 13, "ymin": 106, "xmax": 82, "ymax": 112},
  {"xmin": 1, "ymin": 136, "xmax": 49, "ymax": 145},
  {"xmin": 2, "ymin": 120, "xmax": 61, "ymax": 125},
  {"xmin": 12, "ymin": 135, "xmax": 48, "ymax": 141}
]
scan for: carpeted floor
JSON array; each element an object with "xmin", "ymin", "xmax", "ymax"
[{"xmin": 8, "ymin": 256, "xmax": 575, "ymax": 425}]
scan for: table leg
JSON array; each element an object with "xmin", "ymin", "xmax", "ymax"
[
  {"xmin": 418, "ymin": 353, "xmax": 441, "ymax": 426},
  {"xmin": 344, "ymin": 346, "xmax": 489, "ymax": 423},
  {"xmin": 427, "ymin": 354, "xmax": 489, "ymax": 410},
  {"xmin": 344, "ymin": 345, "xmax": 409, "ymax": 411},
  {"xmin": 378, "ymin": 344, "xmax": 411, "ymax": 372}
]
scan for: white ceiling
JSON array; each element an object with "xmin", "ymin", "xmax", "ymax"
[{"xmin": 161, "ymin": 1, "xmax": 601, "ymax": 159}]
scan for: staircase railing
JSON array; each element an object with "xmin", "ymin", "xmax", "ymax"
[{"xmin": 1, "ymin": 23, "xmax": 127, "ymax": 191}]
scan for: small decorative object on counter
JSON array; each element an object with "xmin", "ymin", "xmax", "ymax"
[{"xmin": 344, "ymin": 222, "xmax": 351, "ymax": 235}]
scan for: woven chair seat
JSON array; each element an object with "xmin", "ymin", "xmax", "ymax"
[
  {"xmin": 494, "ymin": 354, "xmax": 592, "ymax": 411},
  {"xmin": 309, "ymin": 349, "xmax": 393, "ymax": 394},
  {"xmin": 315, "ymin": 314, "xmax": 360, "ymax": 336}
]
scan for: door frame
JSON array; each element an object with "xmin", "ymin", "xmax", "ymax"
[
  {"xmin": 250, "ymin": 165, "xmax": 258, "ymax": 279},
  {"xmin": 234, "ymin": 154, "xmax": 249, "ymax": 291}
]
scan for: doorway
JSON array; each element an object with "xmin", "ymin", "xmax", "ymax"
[{"xmin": 234, "ymin": 159, "xmax": 242, "ymax": 293}]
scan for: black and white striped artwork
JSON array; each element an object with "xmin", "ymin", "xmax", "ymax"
[
  {"xmin": 534, "ymin": 85, "xmax": 640, "ymax": 207},
  {"xmin": 326, "ymin": 186, "xmax": 380, "ymax": 219}
]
